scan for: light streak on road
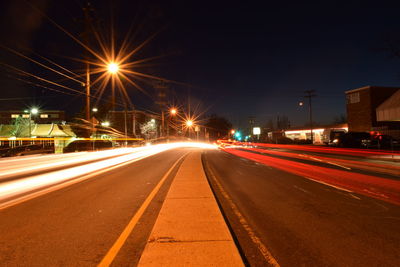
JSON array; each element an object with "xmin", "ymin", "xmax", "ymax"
[
  {"xmin": 0, "ymin": 142, "xmax": 216, "ymax": 205},
  {"xmin": 218, "ymin": 140, "xmax": 400, "ymax": 157},
  {"xmin": 0, "ymin": 148, "xmax": 136, "ymax": 181},
  {"xmin": 239, "ymin": 147, "xmax": 400, "ymax": 176},
  {"xmin": 221, "ymin": 147, "xmax": 400, "ymax": 205}
]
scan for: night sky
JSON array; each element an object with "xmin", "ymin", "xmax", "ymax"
[{"xmin": 1, "ymin": 0, "xmax": 400, "ymax": 128}]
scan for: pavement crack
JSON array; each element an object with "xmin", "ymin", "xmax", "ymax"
[
  {"xmin": 148, "ymin": 237, "xmax": 232, "ymax": 243},
  {"xmin": 167, "ymin": 196, "xmax": 211, "ymax": 199}
]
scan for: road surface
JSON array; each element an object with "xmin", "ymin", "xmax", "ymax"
[
  {"xmin": 204, "ymin": 143, "xmax": 400, "ymax": 266},
  {"xmin": 0, "ymin": 148, "xmax": 188, "ymax": 266},
  {"xmin": 0, "ymin": 142, "xmax": 399, "ymax": 266}
]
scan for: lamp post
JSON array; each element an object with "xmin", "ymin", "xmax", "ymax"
[
  {"xmin": 168, "ymin": 108, "xmax": 177, "ymax": 139},
  {"xmin": 186, "ymin": 119, "xmax": 193, "ymax": 139},
  {"xmin": 106, "ymin": 62, "xmax": 128, "ymax": 146},
  {"xmin": 91, "ymin": 108, "xmax": 98, "ymax": 150},
  {"xmin": 230, "ymin": 129, "xmax": 235, "ymax": 139},
  {"xmin": 25, "ymin": 108, "xmax": 38, "ymax": 143}
]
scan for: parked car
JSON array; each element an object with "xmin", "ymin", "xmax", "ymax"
[
  {"xmin": 63, "ymin": 140, "xmax": 113, "ymax": 153},
  {"xmin": 1, "ymin": 145, "xmax": 53, "ymax": 157},
  {"xmin": 361, "ymin": 134, "xmax": 400, "ymax": 149},
  {"xmin": 323, "ymin": 129, "xmax": 346, "ymax": 146},
  {"xmin": 336, "ymin": 132, "xmax": 371, "ymax": 148}
]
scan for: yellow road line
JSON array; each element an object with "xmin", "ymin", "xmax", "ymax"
[
  {"xmin": 204, "ymin": 157, "xmax": 280, "ymax": 267},
  {"xmin": 98, "ymin": 153, "xmax": 187, "ymax": 267}
]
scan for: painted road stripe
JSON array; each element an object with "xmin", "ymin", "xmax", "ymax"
[
  {"xmin": 204, "ymin": 158, "xmax": 280, "ymax": 267},
  {"xmin": 98, "ymin": 153, "xmax": 187, "ymax": 267}
]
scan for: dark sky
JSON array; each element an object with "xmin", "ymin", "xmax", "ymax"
[{"xmin": 1, "ymin": 0, "xmax": 400, "ymax": 128}]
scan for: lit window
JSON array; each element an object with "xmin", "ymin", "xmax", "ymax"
[
  {"xmin": 11, "ymin": 114, "xmax": 19, "ymax": 118},
  {"xmin": 22, "ymin": 114, "xmax": 30, "ymax": 118},
  {"xmin": 347, "ymin": 92, "xmax": 360, "ymax": 104},
  {"xmin": 40, "ymin": 114, "xmax": 49, "ymax": 118}
]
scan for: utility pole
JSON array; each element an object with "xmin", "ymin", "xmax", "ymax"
[
  {"xmin": 132, "ymin": 108, "xmax": 136, "ymax": 137},
  {"xmin": 303, "ymin": 90, "xmax": 317, "ymax": 144},
  {"xmin": 124, "ymin": 101, "xmax": 128, "ymax": 146},
  {"xmin": 83, "ymin": 2, "xmax": 92, "ymax": 123},
  {"xmin": 154, "ymin": 80, "xmax": 168, "ymax": 137}
]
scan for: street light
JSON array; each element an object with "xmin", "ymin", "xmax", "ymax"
[
  {"xmin": 107, "ymin": 62, "xmax": 119, "ymax": 74},
  {"xmin": 31, "ymin": 108, "xmax": 38, "ymax": 115},
  {"xmin": 168, "ymin": 108, "xmax": 178, "ymax": 138},
  {"xmin": 186, "ymin": 120, "xmax": 193, "ymax": 127},
  {"xmin": 25, "ymin": 108, "xmax": 39, "ymax": 139},
  {"xmin": 185, "ymin": 120, "xmax": 194, "ymax": 139},
  {"xmin": 106, "ymin": 62, "xmax": 129, "ymax": 146}
]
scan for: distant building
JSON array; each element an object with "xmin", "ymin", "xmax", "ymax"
[
  {"xmin": 108, "ymin": 110, "xmax": 160, "ymax": 138},
  {"xmin": 345, "ymin": 86, "xmax": 400, "ymax": 137},
  {"xmin": 282, "ymin": 123, "xmax": 348, "ymax": 144},
  {"xmin": 0, "ymin": 110, "xmax": 65, "ymax": 124}
]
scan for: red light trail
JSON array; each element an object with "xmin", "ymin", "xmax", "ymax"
[{"xmin": 220, "ymin": 145, "xmax": 400, "ymax": 205}]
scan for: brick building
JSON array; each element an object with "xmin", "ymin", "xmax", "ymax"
[{"xmin": 345, "ymin": 86, "xmax": 400, "ymax": 135}]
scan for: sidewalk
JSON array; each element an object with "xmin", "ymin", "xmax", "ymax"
[{"xmin": 138, "ymin": 151, "xmax": 244, "ymax": 266}]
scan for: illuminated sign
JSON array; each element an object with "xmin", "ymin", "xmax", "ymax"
[{"xmin": 253, "ymin": 127, "xmax": 261, "ymax": 135}]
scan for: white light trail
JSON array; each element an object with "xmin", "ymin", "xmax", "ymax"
[
  {"xmin": 0, "ymin": 148, "xmax": 139, "ymax": 181},
  {"xmin": 0, "ymin": 142, "xmax": 216, "ymax": 203}
]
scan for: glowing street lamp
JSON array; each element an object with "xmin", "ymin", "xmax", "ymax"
[
  {"xmin": 231, "ymin": 129, "xmax": 235, "ymax": 134},
  {"xmin": 186, "ymin": 120, "xmax": 193, "ymax": 127},
  {"xmin": 107, "ymin": 62, "xmax": 119, "ymax": 74},
  {"xmin": 167, "ymin": 108, "xmax": 178, "ymax": 138},
  {"xmin": 101, "ymin": 121, "xmax": 110, "ymax": 127}
]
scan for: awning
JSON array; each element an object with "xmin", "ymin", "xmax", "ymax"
[{"xmin": 376, "ymin": 89, "xmax": 400, "ymax": 121}]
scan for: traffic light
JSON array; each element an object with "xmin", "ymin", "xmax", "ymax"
[{"xmin": 234, "ymin": 131, "xmax": 241, "ymax": 140}]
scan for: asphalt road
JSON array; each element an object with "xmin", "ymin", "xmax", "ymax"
[
  {"xmin": 1, "ymin": 145, "xmax": 399, "ymax": 266},
  {"xmin": 203, "ymin": 149, "xmax": 400, "ymax": 267},
  {"xmin": 0, "ymin": 148, "xmax": 188, "ymax": 266}
]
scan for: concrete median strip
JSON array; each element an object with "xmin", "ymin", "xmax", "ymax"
[{"xmin": 138, "ymin": 151, "xmax": 244, "ymax": 266}]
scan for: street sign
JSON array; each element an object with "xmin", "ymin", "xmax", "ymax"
[{"xmin": 253, "ymin": 127, "xmax": 261, "ymax": 135}]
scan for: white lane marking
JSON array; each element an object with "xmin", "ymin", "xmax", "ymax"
[
  {"xmin": 305, "ymin": 177, "xmax": 353, "ymax": 193},
  {"xmin": 293, "ymin": 185, "xmax": 310, "ymax": 194},
  {"xmin": 300, "ymin": 154, "xmax": 352, "ymax": 170},
  {"xmin": 349, "ymin": 194, "xmax": 361, "ymax": 200},
  {"xmin": 325, "ymin": 161, "xmax": 352, "ymax": 170}
]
